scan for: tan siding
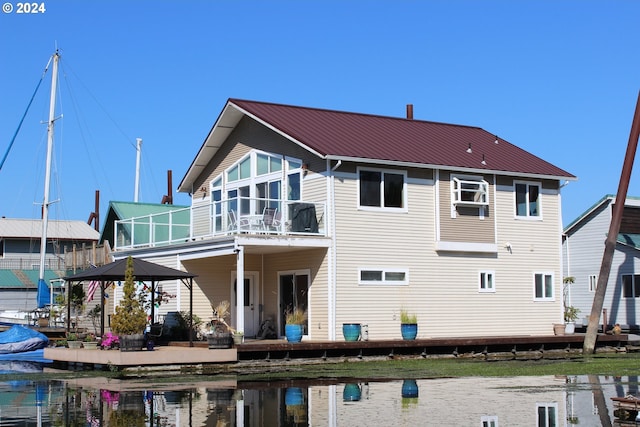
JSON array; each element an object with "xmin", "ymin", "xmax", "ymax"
[
  {"xmin": 263, "ymin": 249, "xmax": 329, "ymax": 340},
  {"xmin": 191, "ymin": 199, "xmax": 210, "ymax": 236},
  {"xmin": 438, "ymin": 171, "xmax": 496, "ymax": 243}
]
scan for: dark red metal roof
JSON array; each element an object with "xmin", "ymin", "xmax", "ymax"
[{"xmin": 229, "ymin": 99, "xmax": 575, "ymax": 179}]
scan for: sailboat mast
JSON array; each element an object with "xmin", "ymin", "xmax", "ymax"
[{"xmin": 37, "ymin": 51, "xmax": 59, "ymax": 305}]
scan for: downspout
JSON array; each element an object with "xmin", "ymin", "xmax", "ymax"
[
  {"xmin": 328, "ymin": 160, "xmax": 341, "ymax": 340},
  {"xmin": 235, "ymin": 241, "xmax": 245, "ymax": 334}
]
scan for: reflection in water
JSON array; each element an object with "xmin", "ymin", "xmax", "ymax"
[{"xmin": 2, "ymin": 373, "xmax": 640, "ymax": 425}]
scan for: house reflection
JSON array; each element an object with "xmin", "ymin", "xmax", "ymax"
[{"xmin": 7, "ymin": 375, "xmax": 637, "ymax": 425}]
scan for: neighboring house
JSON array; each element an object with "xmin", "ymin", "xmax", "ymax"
[
  {"xmin": 109, "ymin": 99, "xmax": 575, "ymax": 340},
  {"xmin": 563, "ymin": 195, "xmax": 640, "ymax": 331},
  {"xmin": 0, "ymin": 218, "xmax": 99, "ymax": 312}
]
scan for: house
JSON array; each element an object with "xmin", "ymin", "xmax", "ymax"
[
  {"xmin": 108, "ymin": 99, "xmax": 575, "ymax": 340},
  {"xmin": 563, "ymin": 195, "xmax": 640, "ymax": 331},
  {"xmin": 0, "ymin": 218, "xmax": 99, "ymax": 312}
]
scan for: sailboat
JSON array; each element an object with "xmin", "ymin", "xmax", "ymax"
[{"xmin": 0, "ymin": 51, "xmax": 61, "ymax": 329}]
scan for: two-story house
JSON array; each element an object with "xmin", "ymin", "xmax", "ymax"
[
  {"xmin": 109, "ymin": 99, "xmax": 575, "ymax": 340},
  {"xmin": 0, "ymin": 218, "xmax": 99, "ymax": 314},
  {"xmin": 563, "ymin": 195, "xmax": 640, "ymax": 331}
]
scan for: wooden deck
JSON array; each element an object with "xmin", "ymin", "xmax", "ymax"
[{"xmin": 42, "ymin": 333, "xmax": 631, "ymax": 372}]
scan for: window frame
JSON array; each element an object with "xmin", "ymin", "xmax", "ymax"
[
  {"xmin": 534, "ymin": 272, "xmax": 554, "ymax": 301},
  {"xmin": 357, "ymin": 167, "xmax": 407, "ymax": 212},
  {"xmin": 451, "ymin": 175, "xmax": 489, "ymax": 206},
  {"xmin": 622, "ymin": 274, "xmax": 640, "ymax": 298},
  {"xmin": 514, "ymin": 180, "xmax": 542, "ymax": 219},
  {"xmin": 479, "ymin": 271, "xmax": 495, "ymax": 293},
  {"xmin": 588, "ymin": 274, "xmax": 597, "ymax": 293},
  {"xmin": 535, "ymin": 403, "xmax": 558, "ymax": 427},
  {"xmin": 358, "ymin": 268, "xmax": 409, "ymax": 285}
]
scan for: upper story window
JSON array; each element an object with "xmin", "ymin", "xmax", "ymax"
[
  {"xmin": 452, "ymin": 175, "xmax": 488, "ymax": 206},
  {"xmin": 515, "ymin": 181, "xmax": 541, "ymax": 218},
  {"xmin": 358, "ymin": 168, "xmax": 406, "ymax": 210}
]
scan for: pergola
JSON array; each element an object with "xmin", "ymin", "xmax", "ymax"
[{"xmin": 63, "ymin": 257, "xmax": 197, "ymax": 346}]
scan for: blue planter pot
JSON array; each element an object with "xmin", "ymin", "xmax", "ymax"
[
  {"xmin": 401, "ymin": 380, "xmax": 419, "ymax": 398},
  {"xmin": 343, "ymin": 383, "xmax": 361, "ymax": 401},
  {"xmin": 285, "ymin": 324, "xmax": 304, "ymax": 343},
  {"xmin": 285, "ymin": 387, "xmax": 304, "ymax": 406},
  {"xmin": 342, "ymin": 323, "xmax": 361, "ymax": 342},
  {"xmin": 401, "ymin": 323, "xmax": 418, "ymax": 340}
]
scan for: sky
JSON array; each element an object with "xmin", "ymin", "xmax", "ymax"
[{"xmin": 1, "ymin": 1, "xmax": 639, "ymax": 229}]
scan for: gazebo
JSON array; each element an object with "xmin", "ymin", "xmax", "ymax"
[{"xmin": 63, "ymin": 257, "xmax": 197, "ymax": 346}]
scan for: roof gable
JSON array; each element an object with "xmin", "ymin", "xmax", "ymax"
[
  {"xmin": 179, "ymin": 99, "xmax": 575, "ymax": 192},
  {"xmin": 0, "ymin": 218, "xmax": 99, "ymax": 240}
]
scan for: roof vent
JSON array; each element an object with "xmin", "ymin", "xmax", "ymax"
[{"xmin": 406, "ymin": 104, "xmax": 413, "ymax": 120}]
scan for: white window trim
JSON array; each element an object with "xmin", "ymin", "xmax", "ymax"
[
  {"xmin": 533, "ymin": 272, "xmax": 555, "ymax": 301},
  {"xmin": 479, "ymin": 271, "xmax": 495, "ymax": 293},
  {"xmin": 480, "ymin": 415, "xmax": 499, "ymax": 427},
  {"xmin": 514, "ymin": 180, "xmax": 542, "ymax": 220},
  {"xmin": 450, "ymin": 174, "xmax": 489, "ymax": 219},
  {"xmin": 535, "ymin": 402, "xmax": 558, "ymax": 427},
  {"xmin": 358, "ymin": 267, "xmax": 409, "ymax": 285},
  {"xmin": 357, "ymin": 167, "xmax": 408, "ymax": 212},
  {"xmin": 588, "ymin": 274, "xmax": 597, "ymax": 292}
]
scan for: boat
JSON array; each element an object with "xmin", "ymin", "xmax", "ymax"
[
  {"xmin": 0, "ymin": 310, "xmax": 35, "ymax": 326},
  {"xmin": 0, "ymin": 325, "xmax": 48, "ymax": 354}
]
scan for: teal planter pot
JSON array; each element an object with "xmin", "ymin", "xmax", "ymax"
[
  {"xmin": 285, "ymin": 324, "xmax": 304, "ymax": 342},
  {"xmin": 400, "ymin": 323, "xmax": 418, "ymax": 340},
  {"xmin": 342, "ymin": 323, "xmax": 361, "ymax": 341},
  {"xmin": 401, "ymin": 380, "xmax": 419, "ymax": 398},
  {"xmin": 285, "ymin": 387, "xmax": 304, "ymax": 406},
  {"xmin": 343, "ymin": 383, "xmax": 361, "ymax": 401}
]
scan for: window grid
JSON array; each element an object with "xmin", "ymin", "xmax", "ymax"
[
  {"xmin": 479, "ymin": 271, "xmax": 495, "ymax": 293},
  {"xmin": 622, "ymin": 274, "xmax": 640, "ymax": 298},
  {"xmin": 515, "ymin": 181, "xmax": 541, "ymax": 218},
  {"xmin": 358, "ymin": 168, "xmax": 406, "ymax": 210},
  {"xmin": 359, "ymin": 268, "xmax": 409, "ymax": 285},
  {"xmin": 534, "ymin": 273, "xmax": 554, "ymax": 300},
  {"xmin": 588, "ymin": 274, "xmax": 597, "ymax": 292}
]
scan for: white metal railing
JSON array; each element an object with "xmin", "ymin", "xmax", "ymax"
[{"xmin": 114, "ymin": 198, "xmax": 327, "ymax": 250}]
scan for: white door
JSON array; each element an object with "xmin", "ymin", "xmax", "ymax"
[{"xmin": 232, "ymin": 272, "xmax": 258, "ymax": 337}]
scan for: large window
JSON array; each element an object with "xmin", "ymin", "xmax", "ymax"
[
  {"xmin": 359, "ymin": 268, "xmax": 408, "ymax": 285},
  {"xmin": 534, "ymin": 273, "xmax": 554, "ymax": 300},
  {"xmin": 358, "ymin": 168, "xmax": 406, "ymax": 209},
  {"xmin": 515, "ymin": 181, "xmax": 541, "ymax": 218},
  {"xmin": 622, "ymin": 274, "xmax": 640, "ymax": 298}
]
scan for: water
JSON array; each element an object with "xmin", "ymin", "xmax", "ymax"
[{"xmin": 0, "ymin": 366, "xmax": 637, "ymax": 426}]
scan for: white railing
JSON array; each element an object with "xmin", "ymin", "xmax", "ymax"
[{"xmin": 114, "ymin": 198, "xmax": 327, "ymax": 250}]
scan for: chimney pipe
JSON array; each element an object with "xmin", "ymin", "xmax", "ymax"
[
  {"xmin": 406, "ymin": 104, "xmax": 413, "ymax": 120},
  {"xmin": 161, "ymin": 170, "xmax": 173, "ymax": 205}
]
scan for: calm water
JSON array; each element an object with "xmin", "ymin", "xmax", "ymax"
[{"xmin": 0, "ymin": 364, "xmax": 638, "ymax": 426}]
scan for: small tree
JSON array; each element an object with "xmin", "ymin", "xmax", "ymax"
[{"xmin": 110, "ymin": 257, "xmax": 147, "ymax": 336}]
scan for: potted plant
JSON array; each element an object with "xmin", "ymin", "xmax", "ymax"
[
  {"xmin": 233, "ymin": 330, "xmax": 244, "ymax": 345},
  {"xmin": 285, "ymin": 307, "xmax": 307, "ymax": 343},
  {"xmin": 83, "ymin": 333, "xmax": 98, "ymax": 350},
  {"xmin": 66, "ymin": 332, "xmax": 82, "ymax": 349},
  {"xmin": 207, "ymin": 300, "xmax": 234, "ymax": 349},
  {"xmin": 563, "ymin": 276, "xmax": 579, "ymax": 335},
  {"xmin": 109, "ymin": 257, "xmax": 148, "ymax": 351},
  {"xmin": 400, "ymin": 309, "xmax": 418, "ymax": 340},
  {"xmin": 564, "ymin": 306, "xmax": 580, "ymax": 334}
]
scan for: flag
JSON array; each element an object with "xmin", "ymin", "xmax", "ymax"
[{"xmin": 87, "ymin": 280, "xmax": 99, "ymax": 302}]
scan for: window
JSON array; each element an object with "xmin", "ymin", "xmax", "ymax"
[
  {"xmin": 534, "ymin": 273, "xmax": 554, "ymax": 300},
  {"xmin": 536, "ymin": 403, "xmax": 558, "ymax": 427},
  {"xmin": 358, "ymin": 168, "xmax": 406, "ymax": 209},
  {"xmin": 479, "ymin": 271, "xmax": 495, "ymax": 292},
  {"xmin": 515, "ymin": 182, "xmax": 541, "ymax": 218},
  {"xmin": 622, "ymin": 274, "xmax": 640, "ymax": 298},
  {"xmin": 588, "ymin": 274, "xmax": 597, "ymax": 292},
  {"xmin": 481, "ymin": 416, "xmax": 499, "ymax": 427},
  {"xmin": 452, "ymin": 176, "xmax": 488, "ymax": 205},
  {"xmin": 359, "ymin": 268, "xmax": 408, "ymax": 285}
]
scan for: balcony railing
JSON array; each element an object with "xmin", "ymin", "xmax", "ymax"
[{"xmin": 114, "ymin": 198, "xmax": 327, "ymax": 250}]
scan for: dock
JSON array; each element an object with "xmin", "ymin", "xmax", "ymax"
[{"xmin": 42, "ymin": 333, "xmax": 632, "ymax": 373}]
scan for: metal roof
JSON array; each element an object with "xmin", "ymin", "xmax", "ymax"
[
  {"xmin": 0, "ymin": 218, "xmax": 99, "ymax": 240},
  {"xmin": 179, "ymin": 99, "xmax": 576, "ymax": 192}
]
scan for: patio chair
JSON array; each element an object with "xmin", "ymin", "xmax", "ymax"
[{"xmin": 261, "ymin": 207, "xmax": 277, "ymax": 231}]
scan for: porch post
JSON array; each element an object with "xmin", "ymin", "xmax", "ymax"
[{"xmin": 236, "ymin": 246, "xmax": 245, "ymax": 334}]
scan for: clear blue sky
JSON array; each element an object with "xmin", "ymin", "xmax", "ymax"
[{"xmin": 1, "ymin": 1, "xmax": 639, "ymax": 228}]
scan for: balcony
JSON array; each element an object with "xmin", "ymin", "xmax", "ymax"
[{"xmin": 114, "ymin": 199, "xmax": 327, "ymax": 250}]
